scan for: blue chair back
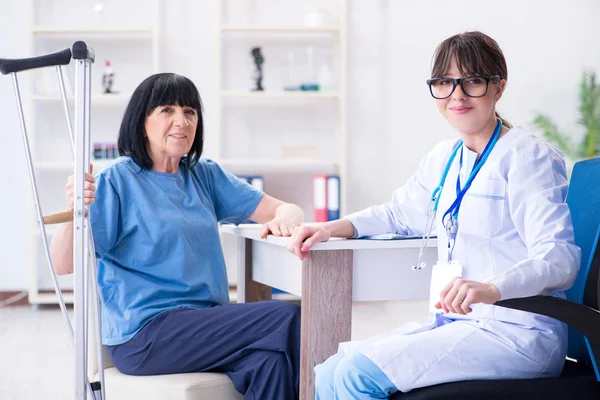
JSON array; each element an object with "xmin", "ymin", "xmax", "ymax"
[{"xmin": 565, "ymin": 157, "xmax": 600, "ymax": 365}]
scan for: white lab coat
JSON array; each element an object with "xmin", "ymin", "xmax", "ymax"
[{"xmin": 342, "ymin": 127, "xmax": 581, "ymax": 393}]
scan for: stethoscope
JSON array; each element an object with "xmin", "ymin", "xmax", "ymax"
[{"xmin": 412, "ymin": 118, "xmax": 503, "ymax": 271}]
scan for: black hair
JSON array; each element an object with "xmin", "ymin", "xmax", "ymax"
[{"xmin": 117, "ymin": 73, "xmax": 204, "ymax": 170}]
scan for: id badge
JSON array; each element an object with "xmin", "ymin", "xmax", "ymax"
[{"xmin": 429, "ymin": 260, "xmax": 463, "ymax": 313}]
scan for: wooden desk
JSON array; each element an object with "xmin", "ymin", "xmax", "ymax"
[{"xmin": 220, "ymin": 224, "xmax": 437, "ymax": 400}]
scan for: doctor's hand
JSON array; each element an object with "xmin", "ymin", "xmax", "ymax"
[
  {"xmin": 286, "ymin": 224, "xmax": 331, "ymax": 260},
  {"xmin": 434, "ymin": 277, "xmax": 501, "ymax": 315}
]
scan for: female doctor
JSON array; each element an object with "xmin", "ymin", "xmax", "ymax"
[{"xmin": 287, "ymin": 31, "xmax": 581, "ymax": 398}]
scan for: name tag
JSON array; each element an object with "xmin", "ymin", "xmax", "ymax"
[{"xmin": 429, "ymin": 261, "xmax": 463, "ymax": 313}]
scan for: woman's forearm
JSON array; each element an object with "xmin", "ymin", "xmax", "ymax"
[
  {"xmin": 321, "ymin": 218, "xmax": 356, "ymax": 238},
  {"xmin": 50, "ymin": 222, "xmax": 74, "ymax": 275}
]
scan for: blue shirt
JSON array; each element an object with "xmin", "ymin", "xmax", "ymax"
[{"xmin": 90, "ymin": 157, "xmax": 264, "ymax": 345}]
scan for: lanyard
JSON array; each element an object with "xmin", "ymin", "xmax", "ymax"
[
  {"xmin": 442, "ymin": 119, "xmax": 502, "ymax": 227},
  {"xmin": 442, "ymin": 119, "xmax": 502, "ymax": 259},
  {"xmin": 412, "ymin": 118, "xmax": 503, "ymax": 270}
]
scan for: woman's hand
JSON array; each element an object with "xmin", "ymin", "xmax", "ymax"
[
  {"xmin": 260, "ymin": 218, "xmax": 298, "ymax": 238},
  {"xmin": 66, "ymin": 165, "xmax": 96, "ymax": 209},
  {"xmin": 434, "ymin": 277, "xmax": 501, "ymax": 315},
  {"xmin": 286, "ymin": 225, "xmax": 331, "ymax": 260},
  {"xmin": 259, "ymin": 203, "xmax": 304, "ymax": 239}
]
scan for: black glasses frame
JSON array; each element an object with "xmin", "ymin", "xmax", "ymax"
[{"xmin": 426, "ymin": 75, "xmax": 502, "ymax": 99}]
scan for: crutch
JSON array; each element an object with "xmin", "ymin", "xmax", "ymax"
[{"xmin": 0, "ymin": 41, "xmax": 105, "ymax": 400}]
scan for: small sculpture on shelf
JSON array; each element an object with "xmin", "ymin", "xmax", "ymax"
[
  {"xmin": 251, "ymin": 47, "xmax": 264, "ymax": 91},
  {"xmin": 102, "ymin": 60, "xmax": 115, "ymax": 94}
]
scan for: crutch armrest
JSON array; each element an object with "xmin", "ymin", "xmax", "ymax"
[{"xmin": 0, "ymin": 48, "xmax": 72, "ymax": 75}]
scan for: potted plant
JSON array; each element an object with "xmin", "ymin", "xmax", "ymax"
[{"xmin": 532, "ymin": 70, "xmax": 600, "ymax": 165}]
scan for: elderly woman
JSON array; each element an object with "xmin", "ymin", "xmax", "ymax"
[{"xmin": 50, "ymin": 73, "xmax": 304, "ymax": 400}]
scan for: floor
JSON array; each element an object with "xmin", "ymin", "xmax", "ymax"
[
  {"xmin": 0, "ymin": 299, "xmax": 428, "ymax": 399},
  {"xmin": 0, "ymin": 305, "xmax": 74, "ymax": 400}
]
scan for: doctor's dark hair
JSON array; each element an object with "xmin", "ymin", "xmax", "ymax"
[
  {"xmin": 431, "ymin": 31, "xmax": 512, "ymax": 129},
  {"xmin": 117, "ymin": 73, "xmax": 204, "ymax": 171}
]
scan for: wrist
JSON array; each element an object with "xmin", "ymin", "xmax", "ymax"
[
  {"xmin": 321, "ymin": 219, "xmax": 354, "ymax": 238},
  {"xmin": 487, "ymin": 282, "xmax": 501, "ymax": 302},
  {"xmin": 317, "ymin": 222, "xmax": 333, "ymax": 236}
]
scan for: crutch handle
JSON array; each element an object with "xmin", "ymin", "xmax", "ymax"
[
  {"xmin": 0, "ymin": 48, "xmax": 72, "ymax": 75},
  {"xmin": 43, "ymin": 209, "xmax": 90, "ymax": 224},
  {"xmin": 43, "ymin": 210, "xmax": 73, "ymax": 225}
]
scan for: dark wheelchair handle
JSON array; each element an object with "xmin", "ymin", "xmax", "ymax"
[{"xmin": 0, "ymin": 48, "xmax": 72, "ymax": 75}]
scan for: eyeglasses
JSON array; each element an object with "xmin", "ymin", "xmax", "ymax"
[{"xmin": 426, "ymin": 75, "xmax": 502, "ymax": 99}]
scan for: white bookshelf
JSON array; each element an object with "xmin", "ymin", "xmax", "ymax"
[
  {"xmin": 219, "ymin": 158, "xmax": 339, "ymax": 173},
  {"xmin": 32, "ymin": 27, "xmax": 154, "ymax": 35},
  {"xmin": 24, "ymin": 289, "xmax": 296, "ymax": 307},
  {"xmin": 213, "ymin": 0, "xmax": 348, "ymax": 218},
  {"xmin": 228, "ymin": 286, "xmax": 299, "ymax": 303},
  {"xmin": 27, "ymin": 0, "xmax": 161, "ymax": 305},
  {"xmin": 35, "ymin": 158, "xmax": 118, "ymax": 172},
  {"xmin": 220, "ymin": 25, "xmax": 341, "ymax": 34},
  {"xmin": 214, "ymin": 0, "xmax": 347, "ymax": 288},
  {"xmin": 220, "ymin": 90, "xmax": 341, "ymax": 99},
  {"xmin": 29, "ymin": 291, "xmax": 75, "ymax": 305},
  {"xmin": 32, "ymin": 93, "xmax": 132, "ymax": 104}
]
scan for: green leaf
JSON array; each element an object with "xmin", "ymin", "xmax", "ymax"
[
  {"xmin": 532, "ymin": 114, "xmax": 578, "ymax": 160},
  {"xmin": 531, "ymin": 70, "xmax": 600, "ymax": 160},
  {"xmin": 577, "ymin": 71, "xmax": 600, "ymax": 158}
]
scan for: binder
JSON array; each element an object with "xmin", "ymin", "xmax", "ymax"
[
  {"xmin": 313, "ymin": 174, "xmax": 328, "ymax": 222},
  {"xmin": 249, "ymin": 176, "xmax": 264, "ymax": 192},
  {"xmin": 246, "ymin": 175, "xmax": 264, "ymax": 224},
  {"xmin": 236, "ymin": 175, "xmax": 250, "ymax": 184},
  {"xmin": 230, "ymin": 175, "xmax": 263, "ymax": 225},
  {"xmin": 327, "ymin": 175, "xmax": 340, "ymax": 220},
  {"xmin": 237, "ymin": 175, "xmax": 264, "ymax": 192}
]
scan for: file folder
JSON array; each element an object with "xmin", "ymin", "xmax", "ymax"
[
  {"xmin": 249, "ymin": 176, "xmax": 264, "ymax": 192},
  {"xmin": 327, "ymin": 175, "xmax": 340, "ymax": 220},
  {"xmin": 229, "ymin": 175, "xmax": 264, "ymax": 224},
  {"xmin": 313, "ymin": 174, "xmax": 328, "ymax": 222}
]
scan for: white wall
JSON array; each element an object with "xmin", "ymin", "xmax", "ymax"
[
  {"xmin": 349, "ymin": 0, "xmax": 600, "ymax": 211},
  {"xmin": 1, "ymin": 0, "xmax": 599, "ymax": 289},
  {"xmin": 0, "ymin": 0, "xmax": 33, "ymax": 290}
]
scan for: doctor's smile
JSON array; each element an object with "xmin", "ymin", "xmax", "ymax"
[{"xmin": 450, "ymin": 106, "xmax": 473, "ymax": 114}]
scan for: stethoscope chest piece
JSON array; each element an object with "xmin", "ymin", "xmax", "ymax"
[{"xmin": 446, "ymin": 217, "xmax": 458, "ymax": 241}]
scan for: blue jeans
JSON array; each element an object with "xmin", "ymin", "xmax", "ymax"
[{"xmin": 315, "ymin": 350, "xmax": 398, "ymax": 399}]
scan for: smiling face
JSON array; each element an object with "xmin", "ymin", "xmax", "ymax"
[
  {"xmin": 429, "ymin": 32, "xmax": 510, "ymax": 139},
  {"xmin": 116, "ymin": 73, "xmax": 204, "ymax": 172},
  {"xmin": 144, "ymin": 104, "xmax": 198, "ymax": 171},
  {"xmin": 434, "ymin": 58, "xmax": 505, "ymax": 136}
]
